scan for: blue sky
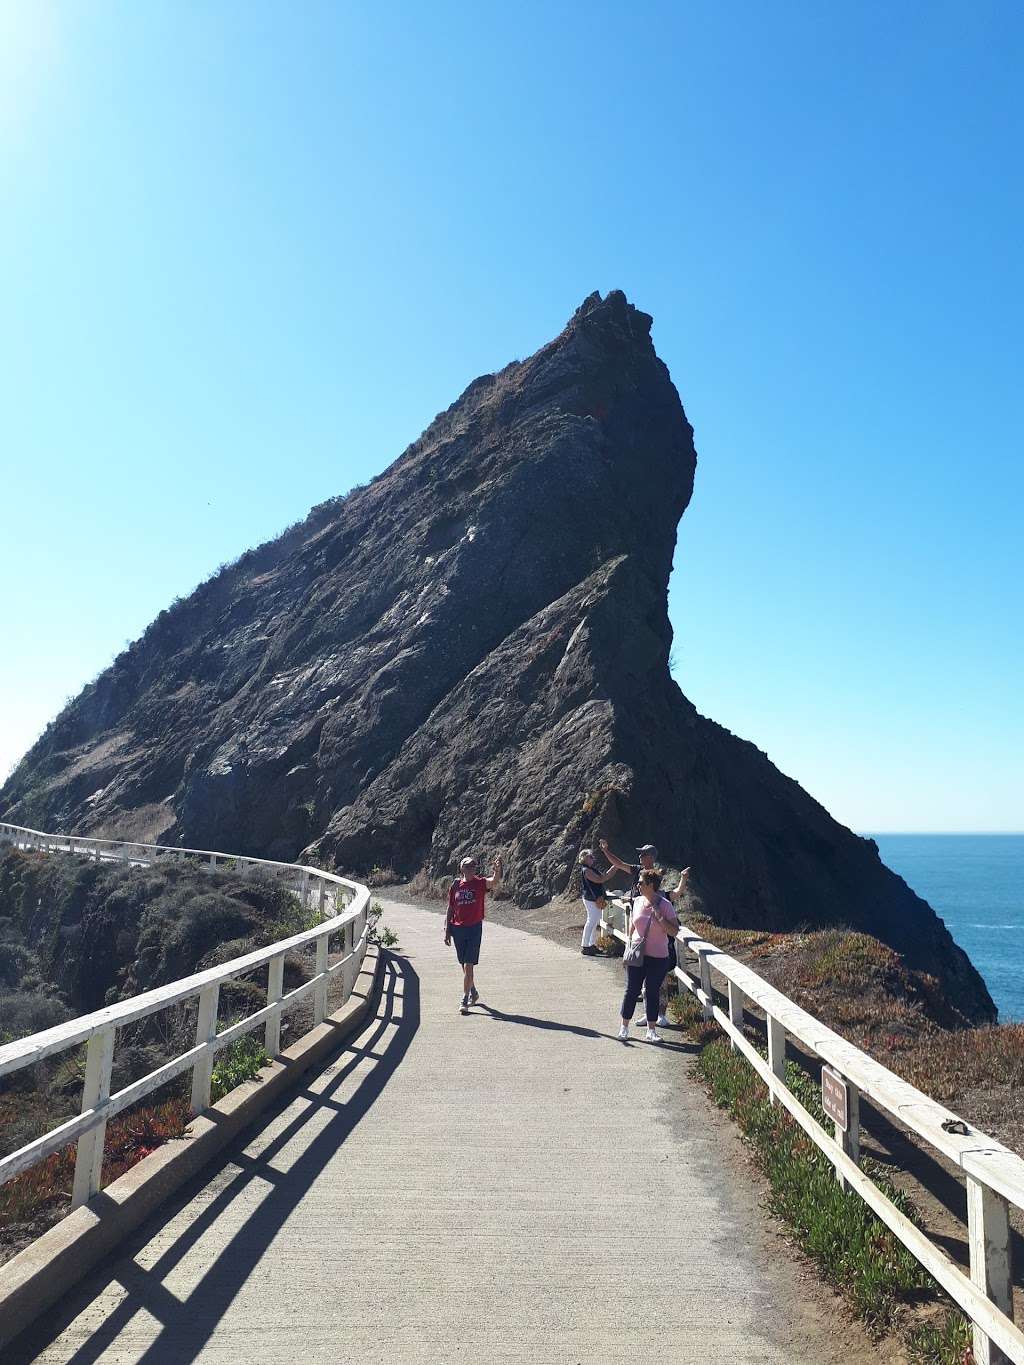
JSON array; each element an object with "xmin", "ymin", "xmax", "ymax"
[{"xmin": 1, "ymin": 1, "xmax": 1021, "ymax": 832}]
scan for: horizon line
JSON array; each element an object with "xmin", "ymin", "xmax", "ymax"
[{"xmin": 860, "ymin": 830, "xmax": 1024, "ymax": 837}]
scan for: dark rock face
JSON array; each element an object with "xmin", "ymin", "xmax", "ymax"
[{"xmin": 0, "ymin": 291, "xmax": 995, "ymax": 1021}]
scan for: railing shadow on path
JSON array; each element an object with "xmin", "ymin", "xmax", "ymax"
[
  {"xmin": 8, "ymin": 954, "xmax": 420, "ymax": 1365},
  {"xmin": 474, "ymin": 1002, "xmax": 698, "ymax": 1054}
]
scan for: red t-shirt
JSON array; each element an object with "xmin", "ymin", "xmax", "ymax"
[{"xmin": 448, "ymin": 875, "xmax": 487, "ymax": 927}]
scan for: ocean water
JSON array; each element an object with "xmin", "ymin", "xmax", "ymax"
[{"xmin": 871, "ymin": 834, "xmax": 1024, "ymax": 1022}]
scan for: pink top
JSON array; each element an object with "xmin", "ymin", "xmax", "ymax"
[{"xmin": 629, "ymin": 894, "xmax": 678, "ymax": 958}]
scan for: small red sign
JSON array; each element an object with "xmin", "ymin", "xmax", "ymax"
[{"xmin": 822, "ymin": 1067, "xmax": 848, "ymax": 1131}]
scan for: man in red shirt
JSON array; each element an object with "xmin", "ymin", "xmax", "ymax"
[{"xmin": 445, "ymin": 854, "xmax": 502, "ymax": 1014}]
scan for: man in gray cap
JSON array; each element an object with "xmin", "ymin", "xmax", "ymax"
[{"xmin": 599, "ymin": 839, "xmax": 658, "ymax": 899}]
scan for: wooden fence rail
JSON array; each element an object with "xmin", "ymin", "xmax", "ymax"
[
  {"xmin": 0, "ymin": 822, "xmax": 370, "ymax": 1218},
  {"xmin": 601, "ymin": 899, "xmax": 1024, "ymax": 1365}
]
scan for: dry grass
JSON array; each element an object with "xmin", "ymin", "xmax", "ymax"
[
  {"xmin": 900, "ymin": 1023, "xmax": 1024, "ymax": 1102},
  {"xmin": 405, "ymin": 867, "xmax": 448, "ymax": 901},
  {"xmin": 690, "ymin": 914, "xmax": 1024, "ymax": 1166},
  {"xmin": 365, "ymin": 865, "xmax": 399, "ymax": 888}
]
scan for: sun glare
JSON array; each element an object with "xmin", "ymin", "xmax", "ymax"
[{"xmin": 0, "ymin": 0, "xmax": 60, "ymax": 133}]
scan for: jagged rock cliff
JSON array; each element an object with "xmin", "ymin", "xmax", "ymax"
[{"xmin": 0, "ymin": 291, "xmax": 995, "ymax": 1020}]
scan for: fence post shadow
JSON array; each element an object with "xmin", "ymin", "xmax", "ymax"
[{"xmin": 8, "ymin": 953, "xmax": 420, "ymax": 1365}]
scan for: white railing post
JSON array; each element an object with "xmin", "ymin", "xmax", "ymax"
[
  {"xmin": 70, "ymin": 1025, "xmax": 115, "ymax": 1209},
  {"xmin": 727, "ymin": 980, "xmax": 746, "ymax": 1049},
  {"xmin": 190, "ymin": 983, "xmax": 220, "ymax": 1113},
  {"xmin": 342, "ymin": 920, "xmax": 358, "ymax": 1002},
  {"xmin": 836, "ymin": 1081, "xmax": 861, "ymax": 1192},
  {"xmin": 265, "ymin": 954, "xmax": 285, "ymax": 1055},
  {"xmin": 313, "ymin": 933, "xmax": 329, "ymax": 1025},
  {"xmin": 767, "ymin": 1012, "xmax": 786, "ymax": 1105},
  {"xmin": 968, "ymin": 1176, "xmax": 1014, "ymax": 1365},
  {"xmin": 300, "ymin": 869, "xmax": 310, "ymax": 909},
  {"xmin": 697, "ymin": 949, "xmax": 713, "ymax": 1020},
  {"xmin": 358, "ymin": 905, "xmax": 369, "ymax": 971},
  {"xmin": 318, "ymin": 879, "xmax": 327, "ymax": 920}
]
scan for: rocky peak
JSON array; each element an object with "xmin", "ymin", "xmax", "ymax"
[{"xmin": 0, "ymin": 292, "xmax": 996, "ymax": 1022}]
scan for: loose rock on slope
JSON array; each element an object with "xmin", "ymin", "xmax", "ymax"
[{"xmin": 0, "ymin": 290, "xmax": 994, "ymax": 1021}]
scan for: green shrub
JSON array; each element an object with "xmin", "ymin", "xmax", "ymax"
[
  {"xmin": 266, "ymin": 889, "xmax": 319, "ymax": 941},
  {"xmin": 0, "ymin": 990, "xmax": 72, "ymax": 1039},
  {"xmin": 906, "ymin": 1309, "xmax": 973, "ymax": 1364},
  {"xmin": 668, "ymin": 992, "xmax": 704, "ymax": 1029},
  {"xmin": 0, "ymin": 942, "xmax": 36, "ymax": 989},
  {"xmin": 367, "ymin": 900, "xmax": 399, "ymax": 949},
  {"xmin": 210, "ymin": 1032, "xmax": 268, "ymax": 1103}
]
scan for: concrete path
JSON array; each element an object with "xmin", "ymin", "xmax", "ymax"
[{"xmin": 15, "ymin": 901, "xmax": 862, "ymax": 1364}]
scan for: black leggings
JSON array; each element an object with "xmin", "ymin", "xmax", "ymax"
[{"xmin": 621, "ymin": 957, "xmax": 671, "ymax": 1024}]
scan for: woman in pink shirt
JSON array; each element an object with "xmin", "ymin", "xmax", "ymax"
[{"xmin": 618, "ymin": 869, "xmax": 679, "ymax": 1043}]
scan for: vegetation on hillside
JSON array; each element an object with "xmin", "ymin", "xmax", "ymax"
[
  {"xmin": 0, "ymin": 848, "xmax": 322, "ymax": 1265},
  {"xmin": 685, "ymin": 912, "xmax": 1024, "ymax": 1157},
  {"xmin": 0, "ymin": 847, "xmax": 314, "ymax": 1018}
]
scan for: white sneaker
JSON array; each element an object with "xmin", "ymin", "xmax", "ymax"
[
  {"xmin": 645, "ymin": 1028, "xmax": 660, "ymax": 1043},
  {"xmin": 656, "ymin": 1014, "xmax": 670, "ymax": 1028},
  {"xmin": 617, "ymin": 1023, "xmax": 630, "ymax": 1040}
]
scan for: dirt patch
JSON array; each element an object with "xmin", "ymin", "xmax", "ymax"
[{"xmin": 90, "ymin": 801, "xmax": 177, "ymax": 843}]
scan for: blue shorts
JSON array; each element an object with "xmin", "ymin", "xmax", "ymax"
[{"xmin": 451, "ymin": 922, "xmax": 483, "ymax": 965}]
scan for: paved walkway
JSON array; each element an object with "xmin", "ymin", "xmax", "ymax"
[{"xmin": 16, "ymin": 901, "xmax": 861, "ymax": 1363}]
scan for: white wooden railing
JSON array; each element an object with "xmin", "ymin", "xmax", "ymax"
[
  {"xmin": 0, "ymin": 822, "xmax": 370, "ymax": 1217},
  {"xmin": 602, "ymin": 899, "xmax": 1024, "ymax": 1365}
]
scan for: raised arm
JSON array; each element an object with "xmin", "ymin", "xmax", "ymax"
[
  {"xmin": 484, "ymin": 855, "xmax": 503, "ymax": 891},
  {"xmin": 598, "ymin": 838, "xmax": 633, "ymax": 874},
  {"xmin": 666, "ymin": 866, "xmax": 691, "ymax": 905},
  {"xmin": 585, "ymin": 865, "xmax": 617, "ymax": 886}
]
